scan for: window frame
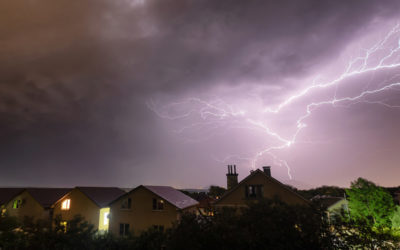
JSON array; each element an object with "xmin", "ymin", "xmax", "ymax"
[
  {"xmin": 152, "ymin": 198, "xmax": 165, "ymax": 210},
  {"xmin": 121, "ymin": 198, "xmax": 132, "ymax": 210},
  {"xmin": 245, "ymin": 185, "xmax": 263, "ymax": 199},
  {"xmin": 12, "ymin": 199, "xmax": 22, "ymax": 209},
  {"xmin": 119, "ymin": 223, "xmax": 130, "ymax": 236}
]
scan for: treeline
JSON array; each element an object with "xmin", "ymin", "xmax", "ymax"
[
  {"xmin": 2, "ymin": 200, "xmax": 330, "ymax": 249},
  {"xmin": 1, "ymin": 200, "xmax": 399, "ymax": 249}
]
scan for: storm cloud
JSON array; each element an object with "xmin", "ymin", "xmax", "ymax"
[{"xmin": 1, "ymin": 0, "xmax": 400, "ymax": 188}]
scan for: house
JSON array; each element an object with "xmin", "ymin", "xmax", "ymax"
[
  {"xmin": 3, "ymin": 188, "xmax": 71, "ymax": 223},
  {"xmin": 0, "ymin": 188, "xmax": 24, "ymax": 216},
  {"xmin": 109, "ymin": 185, "xmax": 199, "ymax": 236},
  {"xmin": 213, "ymin": 165, "xmax": 309, "ymax": 209},
  {"xmin": 52, "ymin": 187, "xmax": 126, "ymax": 232},
  {"xmin": 194, "ymin": 193, "xmax": 215, "ymax": 216},
  {"xmin": 311, "ymin": 195, "xmax": 349, "ymax": 222}
]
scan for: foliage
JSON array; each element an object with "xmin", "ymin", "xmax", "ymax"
[
  {"xmin": 168, "ymin": 198, "xmax": 333, "ymax": 250},
  {"xmin": 1, "ymin": 187, "xmax": 400, "ymax": 249},
  {"xmin": 0, "ymin": 214, "xmax": 25, "ymax": 249},
  {"xmin": 208, "ymin": 185, "xmax": 226, "ymax": 198},
  {"xmin": 330, "ymin": 215, "xmax": 400, "ymax": 249},
  {"xmin": 391, "ymin": 206, "xmax": 400, "ymax": 229},
  {"xmin": 346, "ymin": 178, "xmax": 395, "ymax": 227}
]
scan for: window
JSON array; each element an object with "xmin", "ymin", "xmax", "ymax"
[
  {"xmin": 121, "ymin": 198, "xmax": 132, "ymax": 209},
  {"xmin": 245, "ymin": 185, "xmax": 263, "ymax": 199},
  {"xmin": 153, "ymin": 225, "xmax": 164, "ymax": 232},
  {"xmin": 13, "ymin": 199, "xmax": 22, "ymax": 209},
  {"xmin": 104, "ymin": 212, "xmax": 109, "ymax": 225},
  {"xmin": 119, "ymin": 223, "xmax": 130, "ymax": 236},
  {"xmin": 60, "ymin": 221, "xmax": 68, "ymax": 233},
  {"xmin": 152, "ymin": 198, "xmax": 164, "ymax": 210},
  {"xmin": 61, "ymin": 199, "xmax": 71, "ymax": 210}
]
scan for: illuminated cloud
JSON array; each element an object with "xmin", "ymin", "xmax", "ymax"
[{"xmin": 1, "ymin": 0, "xmax": 400, "ymax": 188}]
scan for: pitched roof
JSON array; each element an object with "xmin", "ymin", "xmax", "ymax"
[
  {"xmin": 144, "ymin": 186, "xmax": 199, "ymax": 210},
  {"xmin": 311, "ymin": 195, "xmax": 344, "ymax": 209},
  {"xmin": 214, "ymin": 169, "xmax": 309, "ymax": 204},
  {"xmin": 0, "ymin": 188, "xmax": 24, "ymax": 205},
  {"xmin": 26, "ymin": 188, "xmax": 71, "ymax": 208},
  {"xmin": 77, "ymin": 187, "xmax": 126, "ymax": 208}
]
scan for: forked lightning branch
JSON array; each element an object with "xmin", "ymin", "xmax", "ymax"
[{"xmin": 148, "ymin": 24, "xmax": 400, "ymax": 179}]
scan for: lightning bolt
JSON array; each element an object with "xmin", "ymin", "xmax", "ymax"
[{"xmin": 147, "ymin": 23, "xmax": 400, "ymax": 180}]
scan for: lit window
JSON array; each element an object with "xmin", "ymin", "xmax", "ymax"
[
  {"xmin": 104, "ymin": 212, "xmax": 109, "ymax": 225},
  {"xmin": 152, "ymin": 198, "xmax": 164, "ymax": 210},
  {"xmin": 13, "ymin": 199, "xmax": 22, "ymax": 209},
  {"xmin": 61, "ymin": 199, "xmax": 71, "ymax": 210},
  {"xmin": 60, "ymin": 221, "xmax": 68, "ymax": 232}
]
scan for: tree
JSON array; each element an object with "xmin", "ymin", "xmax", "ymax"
[
  {"xmin": 208, "ymin": 185, "xmax": 226, "ymax": 199},
  {"xmin": 346, "ymin": 178, "xmax": 395, "ymax": 227},
  {"xmin": 391, "ymin": 206, "xmax": 400, "ymax": 229},
  {"xmin": 331, "ymin": 216, "xmax": 399, "ymax": 249},
  {"xmin": 167, "ymin": 198, "xmax": 334, "ymax": 250}
]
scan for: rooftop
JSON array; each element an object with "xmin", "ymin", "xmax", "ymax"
[
  {"xmin": 77, "ymin": 187, "xmax": 126, "ymax": 208},
  {"xmin": 144, "ymin": 185, "xmax": 199, "ymax": 210}
]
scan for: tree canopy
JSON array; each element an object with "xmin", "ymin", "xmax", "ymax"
[{"xmin": 346, "ymin": 178, "xmax": 395, "ymax": 227}]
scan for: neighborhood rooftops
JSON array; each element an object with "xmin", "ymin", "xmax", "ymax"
[
  {"xmin": 26, "ymin": 188, "xmax": 71, "ymax": 208},
  {"xmin": 77, "ymin": 187, "xmax": 127, "ymax": 208},
  {"xmin": 144, "ymin": 185, "xmax": 199, "ymax": 210}
]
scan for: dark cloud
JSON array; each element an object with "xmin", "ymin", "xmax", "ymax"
[{"xmin": 0, "ymin": 0, "xmax": 400, "ymax": 187}]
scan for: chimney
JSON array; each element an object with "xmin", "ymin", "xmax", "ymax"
[
  {"xmin": 263, "ymin": 166, "xmax": 271, "ymax": 177},
  {"xmin": 226, "ymin": 164, "xmax": 238, "ymax": 190}
]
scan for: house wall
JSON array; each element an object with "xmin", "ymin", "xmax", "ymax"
[
  {"xmin": 215, "ymin": 172, "xmax": 308, "ymax": 208},
  {"xmin": 4, "ymin": 191, "xmax": 48, "ymax": 222},
  {"xmin": 109, "ymin": 187, "xmax": 182, "ymax": 236},
  {"xmin": 53, "ymin": 188, "xmax": 100, "ymax": 230}
]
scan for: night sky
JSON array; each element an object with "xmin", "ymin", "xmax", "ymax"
[{"xmin": 2, "ymin": 0, "xmax": 400, "ymax": 189}]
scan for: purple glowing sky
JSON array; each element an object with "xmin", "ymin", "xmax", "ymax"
[{"xmin": 1, "ymin": 0, "xmax": 400, "ymax": 189}]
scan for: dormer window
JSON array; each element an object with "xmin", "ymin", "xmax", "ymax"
[
  {"xmin": 61, "ymin": 199, "xmax": 71, "ymax": 210},
  {"xmin": 152, "ymin": 198, "xmax": 164, "ymax": 210},
  {"xmin": 121, "ymin": 198, "xmax": 132, "ymax": 209}
]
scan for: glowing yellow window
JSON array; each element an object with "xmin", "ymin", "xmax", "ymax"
[
  {"xmin": 104, "ymin": 212, "xmax": 109, "ymax": 225},
  {"xmin": 60, "ymin": 221, "xmax": 68, "ymax": 232},
  {"xmin": 61, "ymin": 199, "xmax": 71, "ymax": 210}
]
